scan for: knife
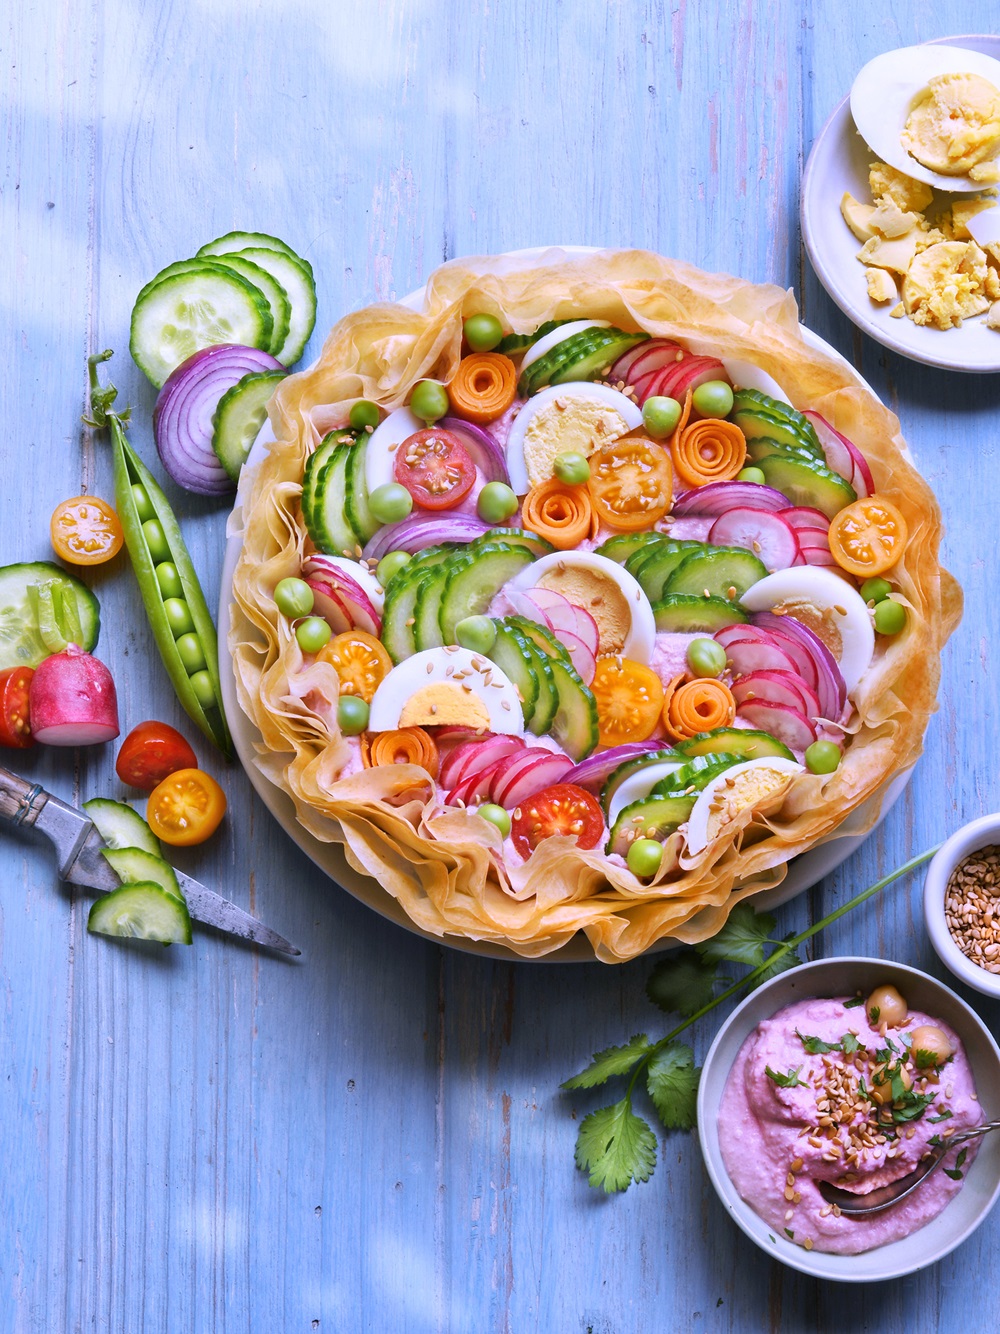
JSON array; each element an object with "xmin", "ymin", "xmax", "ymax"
[{"xmin": 0, "ymin": 766, "xmax": 300, "ymax": 956}]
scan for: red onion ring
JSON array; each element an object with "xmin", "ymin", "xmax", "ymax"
[
  {"xmin": 361, "ymin": 512, "xmax": 491, "ymax": 561},
  {"xmin": 440, "ymin": 417, "xmax": 511, "ymax": 486}
]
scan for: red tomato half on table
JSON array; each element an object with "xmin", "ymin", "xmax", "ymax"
[
  {"xmin": 115, "ymin": 720, "xmax": 198, "ymax": 791},
  {"xmin": 510, "ymin": 783, "xmax": 605, "ymax": 858},
  {"xmin": 0, "ymin": 666, "xmax": 34, "ymax": 748},
  {"xmin": 394, "ymin": 428, "xmax": 476, "ymax": 509}
]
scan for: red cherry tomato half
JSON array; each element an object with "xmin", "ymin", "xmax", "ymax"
[
  {"xmin": 510, "ymin": 783, "xmax": 605, "ymax": 858},
  {"xmin": 0, "ymin": 667, "xmax": 34, "ymax": 749},
  {"xmin": 393, "ymin": 428, "xmax": 476, "ymax": 510},
  {"xmin": 115, "ymin": 720, "xmax": 198, "ymax": 791}
]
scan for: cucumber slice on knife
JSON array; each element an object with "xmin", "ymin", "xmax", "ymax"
[
  {"xmin": 88, "ymin": 883, "xmax": 193, "ymax": 945},
  {"xmin": 102, "ymin": 846, "xmax": 183, "ymax": 901},
  {"xmin": 83, "ymin": 797, "xmax": 162, "ymax": 857}
]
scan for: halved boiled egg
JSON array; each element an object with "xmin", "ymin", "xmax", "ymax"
[
  {"xmin": 367, "ymin": 646, "xmax": 524, "ymax": 734},
  {"xmin": 365, "ymin": 406, "xmax": 424, "ymax": 493},
  {"xmin": 508, "ymin": 550, "xmax": 657, "ymax": 662},
  {"xmin": 739, "ymin": 566, "xmax": 875, "ymax": 696},
  {"xmin": 518, "ymin": 320, "xmax": 612, "ymax": 375},
  {"xmin": 850, "ymin": 45, "xmax": 1000, "ymax": 192},
  {"xmin": 685, "ymin": 757, "xmax": 804, "ymax": 856},
  {"xmin": 505, "ymin": 383, "xmax": 643, "ymax": 494}
]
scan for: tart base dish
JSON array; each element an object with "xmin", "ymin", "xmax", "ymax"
[{"xmin": 230, "ymin": 249, "xmax": 960, "ymax": 962}]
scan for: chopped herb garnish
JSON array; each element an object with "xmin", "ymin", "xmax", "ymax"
[
  {"xmin": 766, "ymin": 1064, "xmax": 805, "ymax": 1088},
  {"xmin": 844, "ymin": 996, "xmax": 865, "ymax": 1009},
  {"xmin": 784, "ymin": 1227, "xmax": 795, "ymax": 1239},
  {"xmin": 840, "ymin": 1033, "xmax": 861, "ymax": 1055},
  {"xmin": 889, "ymin": 1090, "xmax": 936, "ymax": 1124},
  {"xmin": 868, "ymin": 1005, "xmax": 880, "ymax": 1024},
  {"xmin": 912, "ymin": 1048, "xmax": 940, "ymax": 1070},
  {"xmin": 797, "ymin": 1031, "xmax": 837, "ymax": 1054},
  {"xmin": 928, "ymin": 1109, "xmax": 953, "ymax": 1124},
  {"xmin": 943, "ymin": 1148, "xmax": 967, "ymax": 1181},
  {"xmin": 929, "ymin": 1134, "xmax": 945, "ymax": 1149}
]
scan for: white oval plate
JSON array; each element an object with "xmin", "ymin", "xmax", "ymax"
[
  {"xmin": 220, "ymin": 248, "xmax": 911, "ymax": 961},
  {"xmin": 802, "ymin": 35, "xmax": 1000, "ymax": 373}
]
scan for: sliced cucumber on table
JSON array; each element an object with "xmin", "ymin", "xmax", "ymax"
[
  {"xmin": 0, "ymin": 562, "xmax": 100, "ymax": 669},
  {"xmin": 212, "ymin": 370, "xmax": 287, "ymax": 482},
  {"xmin": 196, "ymin": 229, "xmax": 306, "ymax": 267},
  {"xmin": 88, "ymin": 883, "xmax": 192, "ymax": 946},
  {"xmin": 196, "ymin": 234, "xmax": 317, "ymax": 366},
  {"xmin": 203, "ymin": 254, "xmax": 291, "ymax": 357}
]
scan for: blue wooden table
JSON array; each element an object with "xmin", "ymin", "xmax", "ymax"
[{"xmin": 4, "ymin": 3, "xmax": 1000, "ymax": 1329}]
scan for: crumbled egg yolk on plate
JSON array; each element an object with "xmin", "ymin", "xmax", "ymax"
[{"xmin": 901, "ymin": 72, "xmax": 1000, "ymax": 180}]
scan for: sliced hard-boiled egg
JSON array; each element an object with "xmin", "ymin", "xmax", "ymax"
[
  {"xmin": 505, "ymin": 383, "xmax": 643, "ymax": 494},
  {"xmin": 319, "ymin": 555, "xmax": 385, "ymax": 614},
  {"xmin": 739, "ymin": 566, "xmax": 875, "ymax": 696},
  {"xmin": 367, "ymin": 646, "xmax": 524, "ymax": 734},
  {"xmin": 518, "ymin": 320, "xmax": 612, "ymax": 375},
  {"xmin": 607, "ymin": 760, "xmax": 684, "ymax": 826},
  {"xmin": 718, "ymin": 358, "xmax": 792, "ymax": 405},
  {"xmin": 850, "ymin": 45, "xmax": 1000, "ymax": 192},
  {"xmin": 365, "ymin": 406, "xmax": 424, "ymax": 493},
  {"xmin": 509, "ymin": 551, "xmax": 657, "ymax": 662},
  {"xmin": 685, "ymin": 757, "xmax": 804, "ymax": 856}
]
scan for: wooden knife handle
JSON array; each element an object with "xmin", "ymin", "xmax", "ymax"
[{"xmin": 0, "ymin": 767, "xmax": 48, "ymax": 828}]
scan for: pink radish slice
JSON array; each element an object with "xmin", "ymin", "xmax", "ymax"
[
  {"xmin": 302, "ymin": 559, "xmax": 381, "ymax": 635},
  {"xmin": 506, "ymin": 589, "xmax": 555, "ymax": 628},
  {"xmin": 723, "ymin": 638, "xmax": 800, "ymax": 678},
  {"xmin": 779, "ymin": 506, "xmax": 830, "ymax": 532},
  {"xmin": 662, "ymin": 356, "xmax": 728, "ymax": 401},
  {"xmin": 28, "ymin": 646, "xmax": 120, "ymax": 746},
  {"xmin": 730, "ymin": 670, "xmax": 822, "ymax": 717},
  {"xmin": 554, "ymin": 631, "xmax": 597, "ymax": 684},
  {"xmin": 303, "ymin": 579, "xmax": 354, "ymax": 635},
  {"xmin": 793, "ymin": 526, "xmax": 831, "ymax": 550},
  {"xmin": 673, "ymin": 482, "xmax": 790, "ymax": 517},
  {"xmin": 793, "ymin": 550, "xmax": 808, "ymax": 566},
  {"xmin": 715, "ymin": 624, "xmax": 819, "ymax": 690},
  {"xmin": 736, "ymin": 700, "xmax": 817, "ymax": 750},
  {"xmin": 440, "ymin": 735, "xmax": 524, "ymax": 790},
  {"xmin": 529, "ymin": 589, "xmax": 600, "ymax": 656},
  {"xmin": 802, "ymin": 547, "xmax": 838, "ymax": 568},
  {"xmin": 631, "ymin": 366, "xmax": 673, "ymax": 404},
  {"xmin": 567, "ymin": 604, "xmax": 599, "ymax": 656},
  {"xmin": 707, "ymin": 509, "xmax": 800, "ymax": 572},
  {"xmin": 492, "ymin": 751, "xmax": 575, "ymax": 809},
  {"xmin": 803, "ymin": 411, "xmax": 874, "ymax": 497},
  {"xmin": 654, "ymin": 355, "xmax": 712, "ymax": 401},
  {"xmin": 448, "ymin": 757, "xmax": 514, "ymax": 807},
  {"xmin": 617, "ymin": 341, "xmax": 684, "ymax": 385}
]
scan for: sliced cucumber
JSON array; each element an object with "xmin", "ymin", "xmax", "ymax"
[
  {"xmin": 0, "ymin": 562, "xmax": 100, "ymax": 669},
  {"xmin": 438, "ymin": 542, "xmax": 535, "ymax": 645},
  {"xmin": 413, "ymin": 558, "xmax": 453, "ymax": 651},
  {"xmin": 310, "ymin": 442, "xmax": 362, "ymax": 556},
  {"xmin": 734, "ymin": 407, "xmax": 822, "ymax": 458},
  {"xmin": 88, "ymin": 883, "xmax": 192, "ymax": 945},
  {"xmin": 84, "ymin": 798, "xmax": 162, "ymax": 857},
  {"xmin": 522, "ymin": 638, "xmax": 559, "ymax": 735},
  {"xmin": 651, "ymin": 752, "xmax": 744, "ymax": 797},
  {"xmin": 755, "ymin": 452, "xmax": 857, "ymax": 519},
  {"xmin": 600, "ymin": 748, "xmax": 682, "ymax": 816},
  {"xmin": 102, "ymin": 846, "xmax": 183, "ymax": 902},
  {"xmin": 343, "ymin": 437, "xmax": 379, "ymax": 543},
  {"xmin": 675, "ymin": 727, "xmax": 794, "ymax": 761},
  {"xmin": 381, "ymin": 547, "xmax": 456, "ymax": 662},
  {"xmin": 204, "ymin": 254, "xmax": 291, "ymax": 357},
  {"xmin": 745, "ymin": 436, "xmax": 821, "ymax": 465},
  {"xmin": 237, "ymin": 247, "xmax": 317, "ymax": 366},
  {"xmin": 211, "ymin": 370, "xmax": 287, "ymax": 482},
  {"xmin": 607, "ymin": 795, "xmax": 696, "ymax": 857},
  {"xmin": 471, "ymin": 527, "xmax": 554, "ymax": 559},
  {"xmin": 301, "ymin": 436, "xmax": 339, "ymax": 534},
  {"xmin": 732, "ymin": 389, "xmax": 822, "ymax": 452},
  {"xmin": 197, "ymin": 229, "xmax": 306, "ymax": 269},
  {"xmin": 628, "ymin": 540, "xmax": 710, "ymax": 602},
  {"xmin": 507, "ymin": 614, "xmax": 572, "ymax": 663},
  {"xmin": 488, "ymin": 620, "xmax": 540, "ymax": 723},
  {"xmin": 496, "ymin": 319, "xmax": 569, "ymax": 356},
  {"xmin": 596, "ymin": 532, "xmax": 669, "ymax": 564},
  {"xmin": 652, "ymin": 595, "xmax": 749, "ymax": 633},
  {"xmin": 547, "ymin": 655, "xmax": 599, "ymax": 760},
  {"xmin": 130, "ymin": 266, "xmax": 273, "ymax": 388},
  {"xmin": 519, "ymin": 327, "xmax": 648, "ymax": 397},
  {"xmin": 665, "ymin": 546, "xmax": 768, "ymax": 601}
]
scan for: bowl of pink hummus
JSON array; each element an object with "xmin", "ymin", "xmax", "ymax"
[{"xmin": 697, "ymin": 957, "xmax": 1000, "ymax": 1280}]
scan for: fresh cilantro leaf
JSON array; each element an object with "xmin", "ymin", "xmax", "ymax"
[
  {"xmin": 696, "ymin": 902, "xmax": 776, "ymax": 968},
  {"xmin": 646, "ymin": 1042, "xmax": 700, "ymax": 1131},
  {"xmin": 840, "ymin": 1033, "xmax": 860, "ymax": 1055},
  {"xmin": 750, "ymin": 943, "xmax": 803, "ymax": 989},
  {"xmin": 561, "ymin": 1034, "xmax": 653, "ymax": 1090},
  {"xmin": 645, "ymin": 950, "xmax": 718, "ymax": 1018},
  {"xmin": 889, "ymin": 1090, "xmax": 936, "ymax": 1124},
  {"xmin": 797, "ymin": 1030, "xmax": 837, "ymax": 1054},
  {"xmin": 844, "ymin": 995, "xmax": 865, "ymax": 1009},
  {"xmin": 943, "ymin": 1167, "xmax": 963, "ymax": 1181},
  {"xmin": 766, "ymin": 1064, "xmax": 805, "ymax": 1088},
  {"xmin": 956, "ymin": 1146, "xmax": 968, "ymax": 1169},
  {"xmin": 929, "ymin": 1134, "xmax": 945, "ymax": 1149},
  {"xmin": 784, "ymin": 1228, "xmax": 794, "ymax": 1239},
  {"xmin": 868, "ymin": 1005, "xmax": 880, "ymax": 1024},
  {"xmin": 912, "ymin": 1048, "xmax": 940, "ymax": 1070},
  {"xmin": 928, "ymin": 1109, "xmax": 953, "ymax": 1123},
  {"xmin": 574, "ymin": 1099, "xmax": 657, "ymax": 1192}
]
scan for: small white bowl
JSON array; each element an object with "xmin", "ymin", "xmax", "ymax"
[
  {"xmin": 925, "ymin": 814, "xmax": 1000, "ymax": 999},
  {"xmin": 697, "ymin": 957, "xmax": 1000, "ymax": 1281}
]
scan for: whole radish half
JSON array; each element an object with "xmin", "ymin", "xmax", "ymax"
[{"xmin": 29, "ymin": 645, "xmax": 120, "ymax": 745}]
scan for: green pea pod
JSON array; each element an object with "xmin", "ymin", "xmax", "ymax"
[{"xmin": 86, "ymin": 351, "xmax": 233, "ymax": 757}]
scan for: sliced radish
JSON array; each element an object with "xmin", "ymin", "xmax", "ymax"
[
  {"xmin": 302, "ymin": 560, "xmax": 381, "ymax": 636},
  {"xmin": 723, "ymin": 637, "xmax": 799, "ymax": 678},
  {"xmin": 803, "ymin": 411, "xmax": 874, "ymax": 498},
  {"xmin": 751, "ymin": 612, "xmax": 846, "ymax": 719},
  {"xmin": 554, "ymin": 630, "xmax": 597, "ymax": 684},
  {"xmin": 439, "ymin": 734, "xmax": 524, "ymax": 789},
  {"xmin": 793, "ymin": 526, "xmax": 831, "ymax": 550},
  {"xmin": 779, "ymin": 506, "xmax": 830, "ymax": 532},
  {"xmin": 730, "ymin": 670, "xmax": 822, "ymax": 718},
  {"xmin": 303, "ymin": 579, "xmax": 354, "ymax": 634},
  {"xmin": 660, "ymin": 356, "xmax": 728, "ymax": 402},
  {"xmin": 28, "ymin": 646, "xmax": 120, "ymax": 746},
  {"xmin": 616, "ymin": 340, "xmax": 684, "ymax": 386},
  {"xmin": 674, "ymin": 482, "xmax": 790, "ymax": 517},
  {"xmin": 802, "ymin": 547, "xmax": 838, "ymax": 568},
  {"xmin": 707, "ymin": 509, "xmax": 800, "ymax": 573},
  {"xmin": 736, "ymin": 700, "xmax": 817, "ymax": 751},
  {"xmin": 492, "ymin": 751, "xmax": 575, "ymax": 809},
  {"xmin": 448, "ymin": 757, "xmax": 513, "ymax": 807}
]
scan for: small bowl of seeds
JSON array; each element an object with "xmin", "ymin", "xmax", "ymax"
[{"xmin": 925, "ymin": 814, "xmax": 1000, "ymax": 998}]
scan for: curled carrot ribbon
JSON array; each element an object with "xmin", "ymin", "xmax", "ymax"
[
  {"xmin": 447, "ymin": 353, "xmax": 518, "ymax": 423},
  {"xmin": 521, "ymin": 478, "xmax": 594, "ymax": 550},
  {"xmin": 662, "ymin": 677, "xmax": 736, "ymax": 740},
  {"xmin": 671, "ymin": 417, "xmax": 747, "ymax": 488},
  {"xmin": 366, "ymin": 726, "xmax": 440, "ymax": 777}
]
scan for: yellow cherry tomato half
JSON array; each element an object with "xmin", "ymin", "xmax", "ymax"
[
  {"xmin": 587, "ymin": 436, "xmax": 673, "ymax": 531},
  {"xmin": 317, "ymin": 629, "xmax": 393, "ymax": 703},
  {"xmin": 590, "ymin": 655, "xmax": 665, "ymax": 747},
  {"xmin": 147, "ymin": 768, "xmax": 226, "ymax": 846},
  {"xmin": 828, "ymin": 496, "xmax": 908, "ymax": 577},
  {"xmin": 50, "ymin": 495, "xmax": 124, "ymax": 565}
]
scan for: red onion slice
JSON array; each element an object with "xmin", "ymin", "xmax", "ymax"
[
  {"xmin": 715, "ymin": 623, "xmax": 819, "ymax": 690},
  {"xmin": 751, "ymin": 611, "xmax": 846, "ymax": 719},
  {"xmin": 736, "ymin": 700, "xmax": 817, "ymax": 750},
  {"xmin": 723, "ymin": 637, "xmax": 799, "ymax": 678},
  {"xmin": 673, "ymin": 482, "xmax": 790, "ymax": 517},
  {"xmin": 803, "ymin": 411, "xmax": 874, "ymax": 498},
  {"xmin": 362, "ymin": 513, "xmax": 490, "ymax": 560},
  {"xmin": 708, "ymin": 509, "xmax": 800, "ymax": 572},
  {"xmin": 562, "ymin": 740, "xmax": 667, "ymax": 791},
  {"xmin": 440, "ymin": 417, "xmax": 511, "ymax": 486}
]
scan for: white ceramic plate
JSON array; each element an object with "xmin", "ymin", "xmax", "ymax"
[
  {"xmin": 219, "ymin": 248, "xmax": 910, "ymax": 961},
  {"xmin": 802, "ymin": 35, "xmax": 1000, "ymax": 373}
]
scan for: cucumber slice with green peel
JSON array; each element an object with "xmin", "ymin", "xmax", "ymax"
[
  {"xmin": 522, "ymin": 638, "xmax": 559, "ymax": 735},
  {"xmin": 650, "ymin": 752, "xmax": 744, "ymax": 797},
  {"xmin": 488, "ymin": 621, "xmax": 540, "ymax": 723},
  {"xmin": 596, "ymin": 532, "xmax": 669, "ymax": 564},
  {"xmin": 310, "ymin": 443, "xmax": 363, "ymax": 556},
  {"xmin": 343, "ymin": 438, "xmax": 379, "ymax": 543},
  {"xmin": 745, "ymin": 436, "xmax": 823, "ymax": 465},
  {"xmin": 0, "ymin": 562, "xmax": 100, "ymax": 669},
  {"xmin": 413, "ymin": 558, "xmax": 454, "ymax": 651},
  {"xmin": 129, "ymin": 267, "xmax": 273, "ymax": 388},
  {"xmin": 628, "ymin": 540, "xmax": 711, "ymax": 602},
  {"xmin": 675, "ymin": 727, "xmax": 795, "ymax": 761},
  {"xmin": 733, "ymin": 408, "xmax": 823, "ymax": 458},
  {"xmin": 132, "ymin": 258, "xmax": 222, "ymax": 311},
  {"xmin": 102, "ymin": 847, "xmax": 183, "ymax": 902},
  {"xmin": 471, "ymin": 527, "xmax": 554, "ymax": 559},
  {"xmin": 83, "ymin": 798, "xmax": 162, "ymax": 857},
  {"xmin": 380, "ymin": 546, "xmax": 456, "ymax": 661},
  {"xmin": 607, "ymin": 795, "xmax": 696, "ymax": 857},
  {"xmin": 652, "ymin": 595, "xmax": 749, "ymax": 633},
  {"xmin": 547, "ymin": 655, "xmax": 599, "ymax": 761},
  {"xmin": 438, "ymin": 542, "xmax": 536, "ymax": 645},
  {"xmin": 88, "ymin": 883, "xmax": 192, "ymax": 945},
  {"xmin": 506, "ymin": 614, "xmax": 572, "ymax": 663},
  {"xmin": 731, "ymin": 389, "xmax": 822, "ymax": 452},
  {"xmin": 755, "ymin": 452, "xmax": 857, "ymax": 518},
  {"xmin": 211, "ymin": 370, "xmax": 287, "ymax": 481},
  {"xmin": 196, "ymin": 229, "xmax": 309, "ymax": 271},
  {"xmin": 518, "ymin": 327, "xmax": 649, "ymax": 397},
  {"xmin": 203, "ymin": 254, "xmax": 291, "ymax": 357},
  {"xmin": 301, "ymin": 437, "xmax": 339, "ymax": 534},
  {"xmin": 496, "ymin": 319, "xmax": 570, "ymax": 356},
  {"xmin": 665, "ymin": 546, "xmax": 769, "ymax": 601},
  {"xmin": 235, "ymin": 247, "xmax": 317, "ymax": 367},
  {"xmin": 600, "ymin": 748, "xmax": 683, "ymax": 815}
]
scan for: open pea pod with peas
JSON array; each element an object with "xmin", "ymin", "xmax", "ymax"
[{"xmin": 85, "ymin": 351, "xmax": 232, "ymax": 757}]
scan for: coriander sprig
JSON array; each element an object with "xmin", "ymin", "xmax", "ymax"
[{"xmin": 562, "ymin": 845, "xmax": 939, "ymax": 1193}]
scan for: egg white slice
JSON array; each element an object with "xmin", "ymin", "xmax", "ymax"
[
  {"xmin": 368, "ymin": 647, "xmax": 524, "ymax": 734},
  {"xmin": 685, "ymin": 757, "xmax": 804, "ymax": 856},
  {"xmin": 850, "ymin": 45, "xmax": 1000, "ymax": 192},
  {"xmin": 509, "ymin": 550, "xmax": 657, "ymax": 663},
  {"xmin": 505, "ymin": 383, "xmax": 643, "ymax": 495},
  {"xmin": 365, "ymin": 406, "xmax": 424, "ymax": 493},
  {"xmin": 719, "ymin": 358, "xmax": 792, "ymax": 405},
  {"xmin": 607, "ymin": 761, "xmax": 684, "ymax": 826},
  {"xmin": 518, "ymin": 319, "xmax": 612, "ymax": 374},
  {"xmin": 739, "ymin": 566, "xmax": 875, "ymax": 696}
]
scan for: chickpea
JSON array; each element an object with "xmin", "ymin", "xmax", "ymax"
[
  {"xmin": 908, "ymin": 1025, "xmax": 954, "ymax": 1070},
  {"xmin": 865, "ymin": 983, "xmax": 908, "ymax": 1028}
]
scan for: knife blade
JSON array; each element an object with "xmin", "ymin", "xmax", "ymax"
[{"xmin": 0, "ymin": 767, "xmax": 300, "ymax": 956}]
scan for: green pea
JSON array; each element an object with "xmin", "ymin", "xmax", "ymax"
[
  {"xmin": 337, "ymin": 695, "xmax": 370, "ymax": 735},
  {"xmin": 553, "ymin": 452, "xmax": 591, "ymax": 485},
  {"xmin": 861, "ymin": 577, "xmax": 892, "ymax": 606},
  {"xmin": 155, "ymin": 562, "xmax": 184, "ymax": 599},
  {"xmin": 692, "ymin": 380, "xmax": 734, "ymax": 418},
  {"xmin": 142, "ymin": 519, "xmax": 171, "ymax": 565},
  {"xmin": 686, "ymin": 637, "xmax": 727, "ymax": 678},
  {"xmin": 478, "ymin": 803, "xmax": 511, "ymax": 837},
  {"xmin": 274, "ymin": 576, "xmax": 315, "ymax": 618},
  {"xmin": 131, "ymin": 483, "xmax": 156, "ymax": 522},
  {"xmin": 296, "ymin": 616, "xmax": 332, "ymax": 653},
  {"xmin": 736, "ymin": 466, "xmax": 767, "ymax": 485},
  {"xmin": 410, "ymin": 379, "xmax": 450, "ymax": 424},
  {"xmin": 369, "ymin": 483, "xmax": 414, "ymax": 525},
  {"xmin": 874, "ymin": 599, "xmax": 907, "ymax": 635},
  {"xmin": 464, "ymin": 313, "xmax": 504, "ymax": 352},
  {"xmin": 189, "ymin": 670, "xmax": 217, "ymax": 710},
  {"xmin": 627, "ymin": 838, "xmax": 663, "ymax": 878},
  {"xmin": 642, "ymin": 395, "xmax": 682, "ymax": 439},
  {"xmin": 163, "ymin": 597, "xmax": 195, "ymax": 638},
  {"xmin": 175, "ymin": 632, "xmax": 207, "ymax": 675},
  {"xmin": 805, "ymin": 740, "xmax": 841, "ymax": 775},
  {"xmin": 349, "ymin": 399, "xmax": 381, "ymax": 431},
  {"xmin": 477, "ymin": 481, "xmax": 519, "ymax": 524},
  {"xmin": 376, "ymin": 550, "xmax": 411, "ymax": 586},
  {"xmin": 455, "ymin": 615, "xmax": 497, "ymax": 654}
]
